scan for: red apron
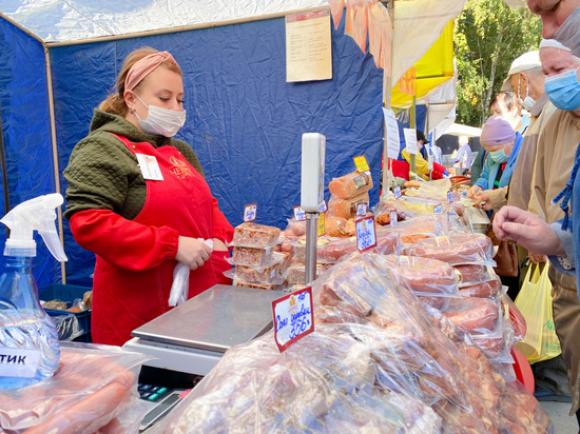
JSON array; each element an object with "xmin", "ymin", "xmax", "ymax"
[{"xmin": 91, "ymin": 134, "xmax": 230, "ymax": 345}]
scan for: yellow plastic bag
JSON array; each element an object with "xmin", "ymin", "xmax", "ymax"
[{"xmin": 515, "ymin": 263, "xmax": 561, "ymax": 364}]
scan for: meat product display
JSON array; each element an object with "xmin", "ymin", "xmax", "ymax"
[
  {"xmin": 232, "ymin": 277, "xmax": 282, "ymax": 290},
  {"xmin": 381, "ymin": 255, "xmax": 459, "ymax": 295},
  {"xmin": 328, "ymin": 171, "xmax": 373, "ymax": 199},
  {"xmin": 459, "ymin": 278, "xmax": 502, "ymax": 298},
  {"xmin": 327, "ymin": 192, "xmax": 369, "ymax": 219},
  {"xmin": 232, "ymin": 222, "xmax": 281, "ymax": 248},
  {"xmin": 231, "ymin": 245, "xmax": 275, "ymax": 268},
  {"xmin": 324, "ymin": 215, "xmax": 355, "ymax": 237},
  {"xmin": 454, "ymin": 263, "xmax": 489, "ymax": 283},
  {"xmin": 158, "ymin": 253, "xmax": 551, "ymax": 434},
  {"xmin": 230, "ymin": 252, "xmax": 290, "ymax": 284},
  {"xmin": 404, "ymin": 233, "xmax": 493, "ymax": 265},
  {"xmin": 442, "ymin": 296, "xmax": 500, "ymax": 334},
  {"xmin": 0, "ymin": 344, "xmax": 146, "ymax": 434}
]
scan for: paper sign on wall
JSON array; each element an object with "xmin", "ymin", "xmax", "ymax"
[
  {"xmin": 403, "ymin": 128, "xmax": 418, "ymax": 155},
  {"xmin": 272, "ymin": 287, "xmax": 315, "ymax": 352},
  {"xmin": 286, "ymin": 10, "xmax": 332, "ymax": 83},
  {"xmin": 383, "ymin": 108, "xmax": 401, "ymax": 160}
]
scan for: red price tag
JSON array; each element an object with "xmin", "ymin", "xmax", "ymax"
[{"xmin": 272, "ymin": 287, "xmax": 315, "ymax": 352}]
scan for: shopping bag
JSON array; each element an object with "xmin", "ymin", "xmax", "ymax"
[{"xmin": 514, "ymin": 263, "xmax": 561, "ymax": 364}]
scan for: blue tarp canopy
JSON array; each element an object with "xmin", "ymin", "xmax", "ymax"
[{"xmin": 0, "ymin": 1, "xmax": 384, "ymax": 287}]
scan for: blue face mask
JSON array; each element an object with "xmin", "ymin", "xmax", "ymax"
[
  {"xmin": 545, "ymin": 69, "xmax": 580, "ymax": 111},
  {"xmin": 489, "ymin": 149, "xmax": 508, "ymax": 163}
]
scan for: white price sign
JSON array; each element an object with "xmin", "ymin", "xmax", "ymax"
[
  {"xmin": 355, "ymin": 216, "xmax": 377, "ymax": 252},
  {"xmin": 243, "ymin": 203, "xmax": 257, "ymax": 222},
  {"xmin": 0, "ymin": 348, "xmax": 40, "ymax": 378},
  {"xmin": 356, "ymin": 202, "xmax": 368, "ymax": 217},
  {"xmin": 272, "ymin": 287, "xmax": 315, "ymax": 352},
  {"xmin": 293, "ymin": 206, "xmax": 306, "ymax": 221},
  {"xmin": 403, "ymin": 128, "xmax": 418, "ymax": 155}
]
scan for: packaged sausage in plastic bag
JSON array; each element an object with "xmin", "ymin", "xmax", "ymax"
[
  {"xmin": 404, "ymin": 233, "xmax": 494, "ymax": 265},
  {"xmin": 0, "ymin": 343, "xmax": 148, "ymax": 434},
  {"xmin": 328, "ymin": 171, "xmax": 373, "ymax": 199},
  {"xmin": 232, "ymin": 222, "xmax": 281, "ymax": 248}
]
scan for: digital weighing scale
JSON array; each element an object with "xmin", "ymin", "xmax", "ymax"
[{"xmin": 123, "ymin": 284, "xmax": 282, "ymax": 376}]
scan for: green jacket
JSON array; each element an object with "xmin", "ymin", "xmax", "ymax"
[{"xmin": 64, "ymin": 110, "xmax": 204, "ymax": 220}]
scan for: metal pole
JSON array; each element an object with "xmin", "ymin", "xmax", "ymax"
[
  {"xmin": 304, "ymin": 212, "xmax": 319, "ymax": 285},
  {"xmin": 381, "ymin": 0, "xmax": 395, "ymax": 194}
]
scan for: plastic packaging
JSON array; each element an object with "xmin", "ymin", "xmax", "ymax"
[
  {"xmin": 459, "ymin": 277, "xmax": 503, "ymax": 298},
  {"xmin": 232, "ymin": 222, "xmax": 281, "ymax": 248},
  {"xmin": 0, "ymin": 193, "xmax": 68, "ymax": 389},
  {"xmin": 0, "ymin": 342, "xmax": 148, "ymax": 433},
  {"xmin": 231, "ymin": 245, "xmax": 276, "ymax": 268},
  {"xmin": 403, "ymin": 178, "xmax": 451, "ymax": 202},
  {"xmin": 324, "ymin": 215, "xmax": 355, "ymax": 237},
  {"xmin": 327, "ymin": 192, "xmax": 369, "ymax": 219},
  {"xmin": 404, "ymin": 233, "xmax": 494, "ymax": 265},
  {"xmin": 381, "ymin": 255, "xmax": 459, "ymax": 295},
  {"xmin": 328, "ymin": 171, "xmax": 373, "ymax": 199},
  {"xmin": 227, "ymin": 252, "xmax": 290, "ymax": 284},
  {"xmin": 232, "ymin": 277, "xmax": 282, "ymax": 291},
  {"xmin": 159, "ymin": 253, "xmax": 552, "ymax": 434},
  {"xmin": 442, "ymin": 296, "xmax": 501, "ymax": 335},
  {"xmin": 169, "ymin": 239, "xmax": 213, "ymax": 307}
]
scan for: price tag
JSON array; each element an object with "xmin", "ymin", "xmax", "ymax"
[
  {"xmin": 0, "ymin": 348, "xmax": 40, "ymax": 378},
  {"xmin": 356, "ymin": 202, "xmax": 368, "ymax": 217},
  {"xmin": 317, "ymin": 213, "xmax": 326, "ymax": 236},
  {"xmin": 434, "ymin": 204, "xmax": 443, "ymax": 214},
  {"xmin": 394, "ymin": 186, "xmax": 402, "ymax": 198},
  {"xmin": 272, "ymin": 287, "xmax": 315, "ymax": 352},
  {"xmin": 136, "ymin": 153, "xmax": 164, "ymax": 181},
  {"xmin": 293, "ymin": 206, "xmax": 306, "ymax": 221},
  {"xmin": 318, "ymin": 201, "xmax": 327, "ymax": 213},
  {"xmin": 355, "ymin": 216, "xmax": 377, "ymax": 252},
  {"xmin": 243, "ymin": 203, "xmax": 257, "ymax": 222},
  {"xmin": 353, "ymin": 155, "xmax": 370, "ymax": 173},
  {"xmin": 389, "ymin": 211, "xmax": 398, "ymax": 227}
]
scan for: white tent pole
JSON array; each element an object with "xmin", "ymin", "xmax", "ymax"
[
  {"xmin": 44, "ymin": 46, "xmax": 67, "ymax": 284},
  {"xmin": 381, "ymin": 0, "xmax": 395, "ymax": 194},
  {"xmin": 0, "ymin": 14, "xmax": 44, "ymax": 44}
]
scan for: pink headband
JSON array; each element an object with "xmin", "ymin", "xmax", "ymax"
[
  {"xmin": 124, "ymin": 51, "xmax": 179, "ymax": 92},
  {"xmin": 480, "ymin": 116, "xmax": 515, "ymax": 146}
]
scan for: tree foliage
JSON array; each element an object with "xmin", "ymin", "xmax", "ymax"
[{"xmin": 454, "ymin": 0, "xmax": 541, "ymax": 126}]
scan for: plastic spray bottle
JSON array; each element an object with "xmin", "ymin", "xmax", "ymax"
[{"xmin": 0, "ymin": 193, "xmax": 68, "ymax": 389}]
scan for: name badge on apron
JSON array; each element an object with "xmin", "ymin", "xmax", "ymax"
[{"xmin": 136, "ymin": 153, "xmax": 164, "ymax": 181}]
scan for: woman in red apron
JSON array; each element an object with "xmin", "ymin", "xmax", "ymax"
[{"xmin": 64, "ymin": 48, "xmax": 233, "ymax": 345}]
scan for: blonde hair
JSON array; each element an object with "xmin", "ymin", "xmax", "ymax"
[{"xmin": 99, "ymin": 47, "xmax": 182, "ymax": 116}]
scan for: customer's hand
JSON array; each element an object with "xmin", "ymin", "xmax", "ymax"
[
  {"xmin": 493, "ymin": 206, "xmax": 565, "ymax": 256},
  {"xmin": 176, "ymin": 236, "xmax": 212, "ymax": 270},
  {"xmin": 468, "ymin": 185, "xmax": 482, "ymax": 199},
  {"xmin": 528, "ymin": 253, "xmax": 546, "ymax": 264}
]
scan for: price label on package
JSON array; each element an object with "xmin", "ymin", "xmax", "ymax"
[
  {"xmin": 293, "ymin": 206, "xmax": 306, "ymax": 221},
  {"xmin": 243, "ymin": 203, "xmax": 257, "ymax": 222},
  {"xmin": 0, "ymin": 348, "xmax": 40, "ymax": 378},
  {"xmin": 318, "ymin": 201, "xmax": 327, "ymax": 213},
  {"xmin": 272, "ymin": 287, "xmax": 315, "ymax": 352},
  {"xmin": 353, "ymin": 155, "xmax": 370, "ymax": 173},
  {"xmin": 394, "ymin": 186, "xmax": 402, "ymax": 198},
  {"xmin": 356, "ymin": 202, "xmax": 368, "ymax": 217},
  {"xmin": 355, "ymin": 216, "xmax": 377, "ymax": 252},
  {"xmin": 389, "ymin": 212, "xmax": 398, "ymax": 227}
]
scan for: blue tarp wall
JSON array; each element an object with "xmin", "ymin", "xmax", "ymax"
[{"xmin": 1, "ymin": 16, "xmax": 384, "ymax": 287}]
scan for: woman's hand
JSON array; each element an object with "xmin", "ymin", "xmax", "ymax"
[
  {"xmin": 176, "ymin": 236, "xmax": 212, "ymax": 270},
  {"xmin": 493, "ymin": 206, "xmax": 565, "ymax": 256},
  {"xmin": 468, "ymin": 185, "xmax": 482, "ymax": 199}
]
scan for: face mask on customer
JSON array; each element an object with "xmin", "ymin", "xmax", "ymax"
[
  {"xmin": 134, "ymin": 94, "xmax": 186, "ymax": 137},
  {"xmin": 489, "ymin": 149, "xmax": 509, "ymax": 164},
  {"xmin": 544, "ymin": 69, "xmax": 580, "ymax": 111}
]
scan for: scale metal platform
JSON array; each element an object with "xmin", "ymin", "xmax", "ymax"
[{"xmin": 123, "ymin": 284, "xmax": 282, "ymax": 376}]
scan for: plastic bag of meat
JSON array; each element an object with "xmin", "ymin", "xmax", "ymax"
[
  {"xmin": 0, "ymin": 343, "xmax": 148, "ymax": 434},
  {"xmin": 158, "ymin": 322, "xmax": 443, "ymax": 434},
  {"xmin": 459, "ymin": 277, "xmax": 503, "ymax": 298},
  {"xmin": 381, "ymin": 255, "xmax": 460, "ymax": 296},
  {"xmin": 404, "ymin": 233, "xmax": 494, "ymax": 265},
  {"xmin": 232, "ymin": 222, "xmax": 281, "ymax": 248},
  {"xmin": 377, "ymin": 215, "xmax": 445, "ymax": 244},
  {"xmin": 328, "ymin": 171, "xmax": 373, "ymax": 199},
  {"xmin": 327, "ymin": 192, "xmax": 369, "ymax": 219},
  {"xmin": 325, "ymin": 215, "xmax": 356, "ymax": 237}
]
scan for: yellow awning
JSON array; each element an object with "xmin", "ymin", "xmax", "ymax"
[{"xmin": 391, "ymin": 20, "xmax": 455, "ymax": 108}]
